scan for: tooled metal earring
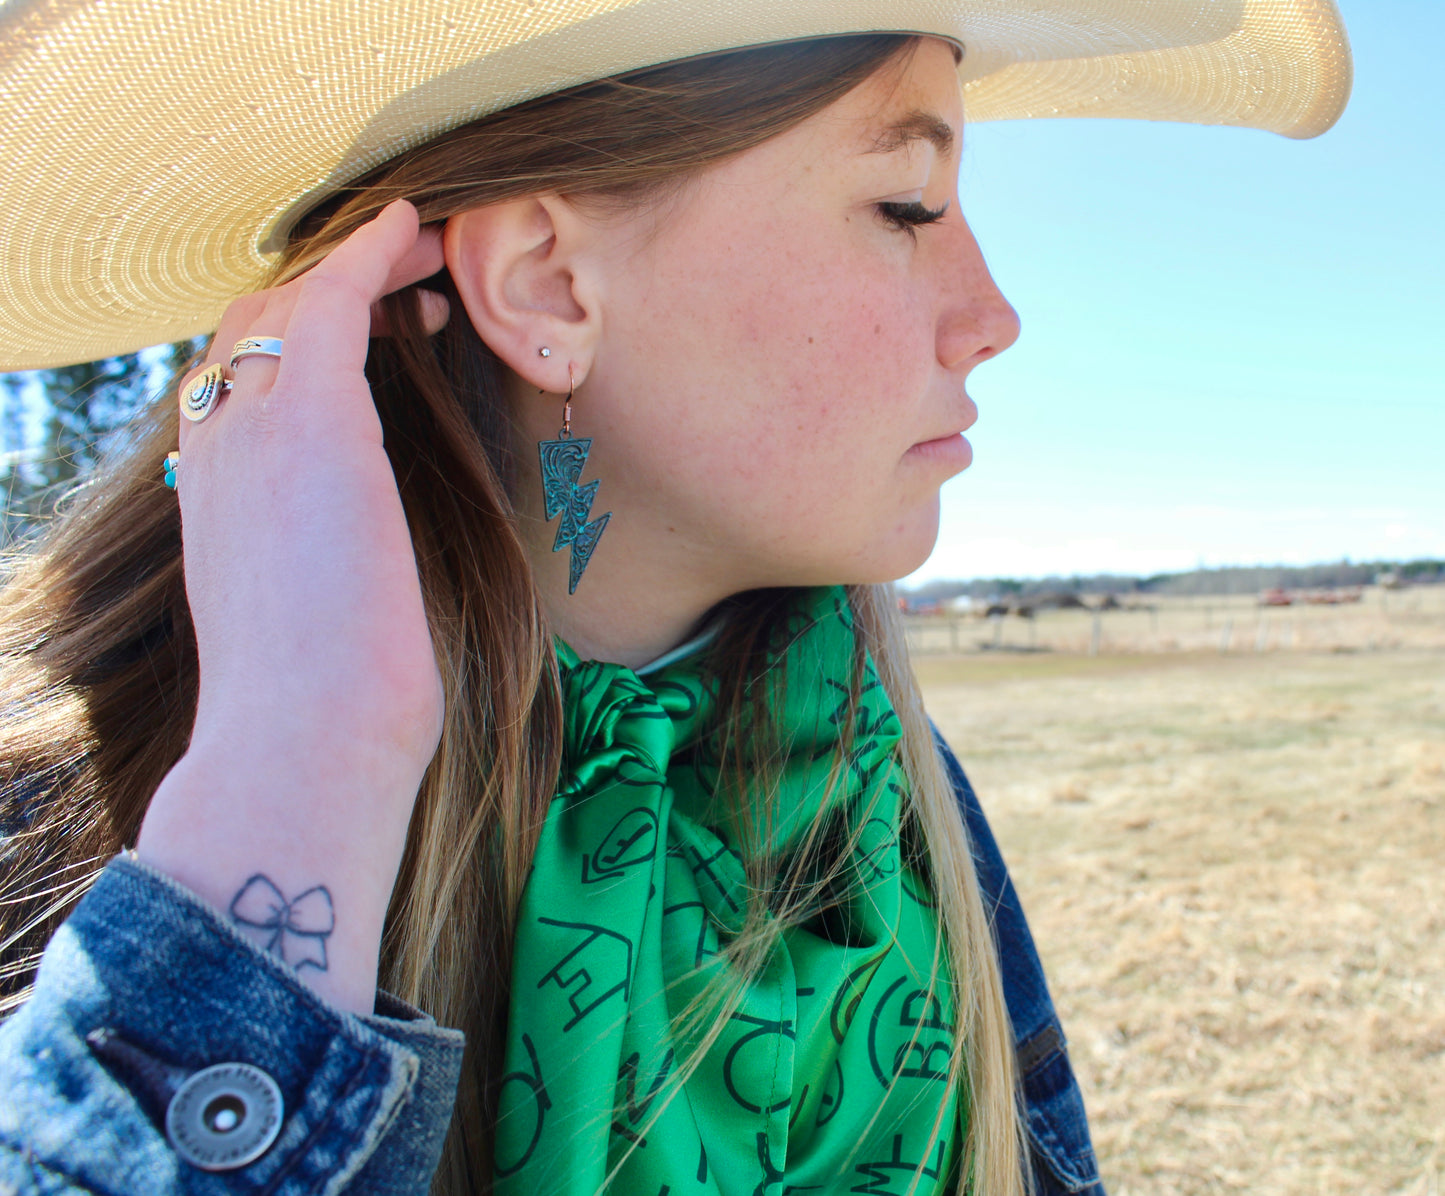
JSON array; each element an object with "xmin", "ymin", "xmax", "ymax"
[{"xmin": 536, "ymin": 359, "xmax": 610, "ymax": 594}]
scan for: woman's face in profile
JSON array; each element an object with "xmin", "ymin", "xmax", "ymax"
[{"xmin": 475, "ymin": 38, "xmax": 1021, "ymax": 595}]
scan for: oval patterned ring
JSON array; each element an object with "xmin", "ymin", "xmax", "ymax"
[
  {"xmin": 180, "ymin": 363, "xmax": 233, "ymax": 423},
  {"xmin": 229, "ymin": 336, "xmax": 285, "ymax": 369}
]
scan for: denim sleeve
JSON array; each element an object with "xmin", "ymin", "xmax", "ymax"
[
  {"xmin": 0, "ymin": 854, "xmax": 465, "ymax": 1194},
  {"xmin": 931, "ymin": 724, "xmax": 1107, "ymax": 1196}
]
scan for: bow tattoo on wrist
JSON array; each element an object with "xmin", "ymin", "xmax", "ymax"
[{"xmin": 228, "ymin": 874, "xmax": 336, "ymax": 973}]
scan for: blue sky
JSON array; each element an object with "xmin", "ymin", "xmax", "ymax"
[{"xmin": 908, "ymin": 0, "xmax": 1443, "ymax": 583}]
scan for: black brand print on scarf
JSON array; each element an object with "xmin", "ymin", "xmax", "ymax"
[
  {"xmin": 753, "ymin": 1131, "xmax": 785, "ymax": 1196},
  {"xmin": 661, "ymin": 898, "xmax": 721, "ymax": 970},
  {"xmin": 611, "ymin": 1048, "xmax": 675, "ymax": 1146},
  {"xmin": 830, "ymin": 956, "xmax": 886, "ymax": 1043},
  {"xmin": 723, "ymin": 1012, "xmax": 796, "ymax": 1114},
  {"xmin": 678, "ymin": 839, "xmax": 743, "ymax": 915},
  {"xmin": 536, "ymin": 917, "xmax": 634, "ymax": 1031},
  {"xmin": 900, "ymin": 865, "xmax": 938, "ymax": 909},
  {"xmin": 851, "ymin": 1135, "xmax": 948, "ymax": 1196},
  {"xmin": 583, "ymin": 806, "xmax": 660, "ymax": 883},
  {"xmin": 867, "ymin": 978, "xmax": 954, "ymax": 1087},
  {"xmin": 494, "ymin": 1034, "xmax": 552, "ymax": 1176},
  {"xmin": 816, "ymin": 1057, "xmax": 846, "ymax": 1126},
  {"xmin": 854, "ymin": 816, "xmax": 901, "ymax": 883}
]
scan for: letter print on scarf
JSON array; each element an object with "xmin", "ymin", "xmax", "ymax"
[{"xmin": 494, "ymin": 587, "xmax": 963, "ymax": 1195}]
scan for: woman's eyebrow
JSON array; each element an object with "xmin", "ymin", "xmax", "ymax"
[{"xmin": 864, "ymin": 109, "xmax": 956, "ymax": 156}]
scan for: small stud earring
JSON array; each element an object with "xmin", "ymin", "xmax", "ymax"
[{"xmin": 538, "ymin": 346, "xmax": 551, "ymax": 358}]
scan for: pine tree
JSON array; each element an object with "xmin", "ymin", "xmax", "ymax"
[{"xmin": 0, "ymin": 339, "xmax": 202, "ymax": 545}]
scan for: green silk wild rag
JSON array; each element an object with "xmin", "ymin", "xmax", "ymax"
[{"xmin": 494, "ymin": 586, "xmax": 963, "ymax": 1194}]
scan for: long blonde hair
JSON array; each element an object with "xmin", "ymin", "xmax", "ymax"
[{"xmin": 0, "ymin": 35, "xmax": 1024, "ymax": 1195}]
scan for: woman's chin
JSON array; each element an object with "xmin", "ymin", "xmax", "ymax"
[{"xmin": 841, "ymin": 502, "xmax": 943, "ymax": 586}]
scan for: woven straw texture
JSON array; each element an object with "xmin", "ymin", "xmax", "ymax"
[{"xmin": 0, "ymin": 0, "xmax": 1350, "ymax": 370}]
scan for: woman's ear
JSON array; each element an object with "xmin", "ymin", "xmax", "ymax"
[{"xmin": 443, "ymin": 195, "xmax": 601, "ymax": 390}]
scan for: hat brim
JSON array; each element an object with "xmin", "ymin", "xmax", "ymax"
[{"xmin": 0, "ymin": 0, "xmax": 1351, "ymax": 371}]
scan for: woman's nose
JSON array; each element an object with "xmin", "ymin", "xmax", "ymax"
[{"xmin": 936, "ymin": 217, "xmax": 1021, "ymax": 372}]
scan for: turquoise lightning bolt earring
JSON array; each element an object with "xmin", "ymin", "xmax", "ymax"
[{"xmin": 537, "ymin": 355, "xmax": 611, "ymax": 594}]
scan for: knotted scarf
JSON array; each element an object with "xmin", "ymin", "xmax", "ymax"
[{"xmin": 495, "ymin": 586, "xmax": 963, "ymax": 1195}]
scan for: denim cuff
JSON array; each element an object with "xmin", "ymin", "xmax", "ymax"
[
  {"xmin": 931, "ymin": 723, "xmax": 1107, "ymax": 1195},
  {"xmin": 0, "ymin": 854, "xmax": 465, "ymax": 1195}
]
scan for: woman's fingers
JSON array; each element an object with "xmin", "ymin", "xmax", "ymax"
[
  {"xmin": 277, "ymin": 200, "xmax": 429, "ymax": 388},
  {"xmin": 380, "ymin": 221, "xmax": 446, "ymax": 297},
  {"xmin": 177, "ymin": 200, "xmax": 445, "ymax": 458},
  {"xmin": 368, "ymin": 221, "xmax": 450, "ymax": 335}
]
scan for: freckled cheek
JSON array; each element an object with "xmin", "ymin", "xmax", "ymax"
[
  {"xmin": 649, "ymin": 219, "xmax": 925, "ymax": 506},
  {"xmin": 722, "ymin": 324, "xmax": 919, "ymax": 516},
  {"xmin": 740, "ymin": 276, "xmax": 917, "ymax": 403},
  {"xmin": 718, "ymin": 394, "xmax": 887, "ymax": 534}
]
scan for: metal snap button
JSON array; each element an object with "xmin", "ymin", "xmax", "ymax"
[{"xmin": 165, "ymin": 1061, "xmax": 284, "ymax": 1171}]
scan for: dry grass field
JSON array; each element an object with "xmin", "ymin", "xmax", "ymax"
[{"xmin": 912, "ymin": 587, "xmax": 1445, "ymax": 1196}]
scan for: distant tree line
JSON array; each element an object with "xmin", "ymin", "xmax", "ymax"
[
  {"xmin": 5, "ymin": 353, "xmax": 1441, "ymax": 601},
  {"xmin": 906, "ymin": 559, "xmax": 1445, "ymax": 604},
  {"xmin": 0, "ymin": 342, "xmax": 203, "ymax": 545}
]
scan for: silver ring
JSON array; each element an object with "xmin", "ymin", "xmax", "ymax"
[
  {"xmin": 180, "ymin": 364, "xmax": 233, "ymax": 423},
  {"xmin": 229, "ymin": 336, "xmax": 285, "ymax": 369}
]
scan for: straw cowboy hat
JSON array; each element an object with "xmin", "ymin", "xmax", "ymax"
[{"xmin": 0, "ymin": 0, "xmax": 1351, "ymax": 371}]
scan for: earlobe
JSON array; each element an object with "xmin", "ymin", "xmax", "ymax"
[{"xmin": 443, "ymin": 196, "xmax": 599, "ymax": 390}]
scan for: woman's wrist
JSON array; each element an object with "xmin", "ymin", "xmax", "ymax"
[{"xmin": 134, "ymin": 728, "xmax": 428, "ymax": 1014}]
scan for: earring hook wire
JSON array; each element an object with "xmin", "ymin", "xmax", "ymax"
[{"xmin": 561, "ymin": 364, "xmax": 574, "ymax": 438}]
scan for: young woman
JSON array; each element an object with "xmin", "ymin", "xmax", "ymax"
[{"xmin": 0, "ymin": 3, "xmax": 1350, "ymax": 1193}]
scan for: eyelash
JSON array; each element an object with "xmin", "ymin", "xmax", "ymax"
[{"xmin": 876, "ymin": 199, "xmax": 950, "ymax": 236}]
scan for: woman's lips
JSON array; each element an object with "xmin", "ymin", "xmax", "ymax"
[
  {"xmin": 907, "ymin": 395, "xmax": 978, "ymax": 467},
  {"xmin": 906, "ymin": 430, "xmax": 973, "ymax": 469}
]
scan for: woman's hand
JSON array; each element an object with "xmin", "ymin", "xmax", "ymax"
[
  {"xmin": 137, "ymin": 200, "xmax": 450, "ymax": 1012},
  {"xmin": 177, "ymin": 199, "xmax": 446, "ymax": 777}
]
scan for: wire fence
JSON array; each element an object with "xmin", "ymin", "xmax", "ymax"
[{"xmin": 903, "ymin": 586, "xmax": 1445, "ymax": 657}]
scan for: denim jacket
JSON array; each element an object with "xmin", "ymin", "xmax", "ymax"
[
  {"xmin": 933, "ymin": 729, "xmax": 1106, "ymax": 1196},
  {"xmin": 0, "ymin": 734, "xmax": 1104, "ymax": 1194}
]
